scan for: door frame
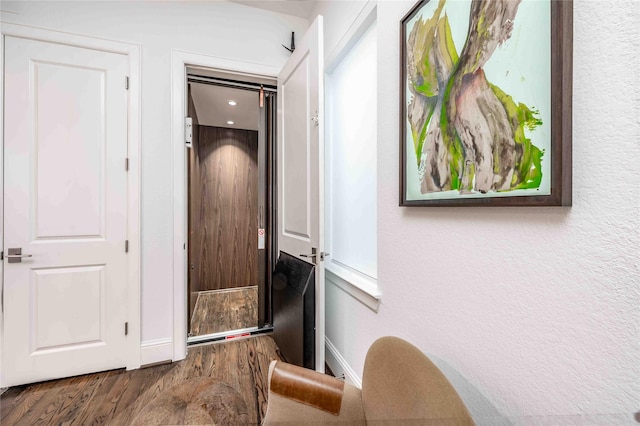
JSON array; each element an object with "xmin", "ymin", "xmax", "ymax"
[
  {"xmin": 0, "ymin": 23, "xmax": 142, "ymax": 376},
  {"xmin": 171, "ymin": 50, "xmax": 279, "ymax": 361}
]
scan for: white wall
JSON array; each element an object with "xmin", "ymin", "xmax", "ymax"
[
  {"xmin": 316, "ymin": 0, "xmax": 640, "ymax": 423},
  {"xmin": 326, "ymin": 15, "xmax": 377, "ymax": 281},
  {"xmin": 1, "ymin": 1, "xmax": 308, "ymax": 345},
  {"xmin": 327, "ymin": 25, "xmax": 378, "ymax": 278}
]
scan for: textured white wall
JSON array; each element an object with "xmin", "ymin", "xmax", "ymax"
[
  {"xmin": 1, "ymin": 1, "xmax": 308, "ymax": 343},
  {"xmin": 317, "ymin": 0, "xmax": 640, "ymax": 423}
]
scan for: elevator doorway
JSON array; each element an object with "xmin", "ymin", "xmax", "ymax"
[{"xmin": 186, "ymin": 68, "xmax": 276, "ymax": 344}]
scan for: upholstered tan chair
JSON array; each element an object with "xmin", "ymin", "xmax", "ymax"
[{"xmin": 263, "ymin": 336, "xmax": 474, "ymax": 425}]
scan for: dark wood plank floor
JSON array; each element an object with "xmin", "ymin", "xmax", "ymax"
[
  {"xmin": 1, "ymin": 335, "xmax": 281, "ymax": 425},
  {"xmin": 190, "ymin": 287, "xmax": 258, "ymax": 336}
]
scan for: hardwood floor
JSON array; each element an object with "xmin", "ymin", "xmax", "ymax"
[
  {"xmin": 1, "ymin": 335, "xmax": 281, "ymax": 425},
  {"xmin": 190, "ymin": 287, "xmax": 258, "ymax": 336}
]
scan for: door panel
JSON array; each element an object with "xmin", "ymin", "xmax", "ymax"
[
  {"xmin": 3, "ymin": 36, "xmax": 129, "ymax": 386},
  {"xmin": 282, "ymin": 56, "xmax": 311, "ymax": 241},
  {"xmin": 33, "ymin": 265, "xmax": 105, "ymax": 350},
  {"xmin": 34, "ymin": 62, "xmax": 105, "ymax": 239},
  {"xmin": 277, "ymin": 16, "xmax": 325, "ymax": 372}
]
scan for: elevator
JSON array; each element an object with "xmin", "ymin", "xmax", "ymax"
[{"xmin": 186, "ymin": 68, "xmax": 276, "ymax": 344}]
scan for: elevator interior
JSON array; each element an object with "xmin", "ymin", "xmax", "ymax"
[{"xmin": 186, "ymin": 68, "xmax": 276, "ymax": 344}]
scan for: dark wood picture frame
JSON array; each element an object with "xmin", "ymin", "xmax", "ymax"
[{"xmin": 399, "ymin": 0, "xmax": 572, "ymax": 207}]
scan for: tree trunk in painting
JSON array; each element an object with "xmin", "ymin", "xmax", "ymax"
[{"xmin": 407, "ymin": 0, "xmax": 544, "ymax": 195}]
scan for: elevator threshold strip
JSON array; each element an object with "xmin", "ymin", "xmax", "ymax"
[{"xmin": 187, "ymin": 325, "xmax": 273, "ymax": 346}]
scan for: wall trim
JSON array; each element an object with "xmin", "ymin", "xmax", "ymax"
[
  {"xmin": 171, "ymin": 49, "xmax": 279, "ymax": 362},
  {"xmin": 325, "ymin": 337, "xmax": 362, "ymax": 388},
  {"xmin": 0, "ymin": 22, "xmax": 142, "ymax": 375},
  {"xmin": 140, "ymin": 338, "xmax": 173, "ymax": 366},
  {"xmin": 326, "ymin": 267, "xmax": 381, "ymax": 312},
  {"xmin": 323, "ymin": 1, "xmax": 381, "ymax": 315},
  {"xmin": 325, "ymin": 1, "xmax": 376, "ymax": 71}
]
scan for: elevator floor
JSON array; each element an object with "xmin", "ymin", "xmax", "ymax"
[{"xmin": 190, "ymin": 287, "xmax": 258, "ymax": 336}]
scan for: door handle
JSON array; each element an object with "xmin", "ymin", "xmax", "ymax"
[
  {"xmin": 299, "ymin": 248, "xmax": 329, "ymax": 264},
  {"xmin": 302, "ymin": 252, "xmax": 329, "ymax": 259},
  {"xmin": 7, "ymin": 248, "xmax": 33, "ymax": 263},
  {"xmin": 300, "ymin": 247, "xmax": 317, "ymax": 264}
]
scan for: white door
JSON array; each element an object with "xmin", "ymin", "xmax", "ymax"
[
  {"xmin": 277, "ymin": 16, "xmax": 325, "ymax": 372},
  {"xmin": 3, "ymin": 36, "xmax": 130, "ymax": 386}
]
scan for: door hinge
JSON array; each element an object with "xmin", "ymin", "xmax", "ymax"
[
  {"xmin": 125, "ymin": 157, "xmax": 129, "ymax": 171},
  {"xmin": 125, "ymin": 76, "xmax": 130, "ymax": 90},
  {"xmin": 125, "ymin": 240, "xmax": 129, "ymax": 253},
  {"xmin": 0, "ymin": 251, "xmax": 3, "ymax": 260},
  {"xmin": 311, "ymin": 111, "xmax": 319, "ymax": 127},
  {"xmin": 125, "ymin": 322, "xmax": 129, "ymax": 335},
  {"xmin": 185, "ymin": 117, "xmax": 193, "ymax": 148}
]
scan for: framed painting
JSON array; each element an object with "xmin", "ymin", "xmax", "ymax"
[{"xmin": 400, "ymin": 0, "xmax": 572, "ymax": 206}]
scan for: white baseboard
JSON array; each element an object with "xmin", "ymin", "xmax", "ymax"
[
  {"xmin": 325, "ymin": 337, "xmax": 362, "ymax": 388},
  {"xmin": 140, "ymin": 338, "xmax": 173, "ymax": 366}
]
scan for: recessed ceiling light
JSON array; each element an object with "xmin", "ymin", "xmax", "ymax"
[
  {"xmin": 228, "ymin": 100, "xmax": 237, "ymax": 106},
  {"xmin": 227, "ymin": 120, "xmax": 234, "ymax": 125}
]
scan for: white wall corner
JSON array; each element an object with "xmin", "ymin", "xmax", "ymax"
[
  {"xmin": 140, "ymin": 338, "xmax": 173, "ymax": 366},
  {"xmin": 325, "ymin": 337, "xmax": 362, "ymax": 388}
]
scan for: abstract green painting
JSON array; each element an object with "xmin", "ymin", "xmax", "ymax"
[{"xmin": 400, "ymin": 0, "xmax": 572, "ymax": 206}]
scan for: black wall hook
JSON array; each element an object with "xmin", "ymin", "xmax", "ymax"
[{"xmin": 282, "ymin": 32, "xmax": 295, "ymax": 53}]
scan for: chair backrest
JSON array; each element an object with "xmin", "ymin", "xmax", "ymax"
[{"xmin": 361, "ymin": 336, "xmax": 474, "ymax": 425}]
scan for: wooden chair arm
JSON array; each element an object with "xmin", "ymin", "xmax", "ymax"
[{"xmin": 263, "ymin": 360, "xmax": 366, "ymax": 425}]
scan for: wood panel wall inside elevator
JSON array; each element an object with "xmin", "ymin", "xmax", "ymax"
[{"xmin": 189, "ymin": 126, "xmax": 258, "ymax": 296}]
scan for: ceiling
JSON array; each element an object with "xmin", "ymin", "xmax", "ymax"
[
  {"xmin": 189, "ymin": 0, "xmax": 317, "ymax": 130},
  {"xmin": 228, "ymin": 0, "xmax": 317, "ymax": 19},
  {"xmin": 189, "ymin": 83, "xmax": 261, "ymax": 131}
]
